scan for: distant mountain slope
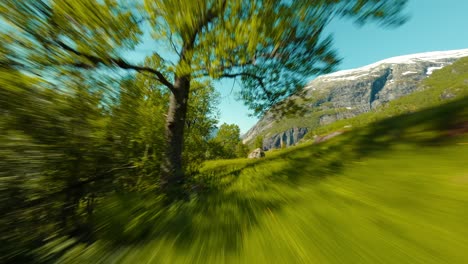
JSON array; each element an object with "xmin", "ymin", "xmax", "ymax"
[
  {"xmin": 302, "ymin": 55, "xmax": 468, "ymax": 140},
  {"xmin": 242, "ymin": 49, "xmax": 468, "ymax": 149}
]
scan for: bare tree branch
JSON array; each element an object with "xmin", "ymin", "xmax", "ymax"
[
  {"xmin": 220, "ymin": 72, "xmax": 273, "ymax": 100},
  {"xmin": 193, "ymin": 49, "xmax": 287, "ymax": 77},
  {"xmin": 167, "ymin": 29, "xmax": 181, "ymax": 57},
  {"xmin": 55, "ymin": 40, "xmax": 175, "ymax": 92}
]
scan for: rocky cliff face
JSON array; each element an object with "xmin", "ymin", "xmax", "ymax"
[
  {"xmin": 262, "ymin": 127, "xmax": 308, "ymax": 150},
  {"xmin": 243, "ymin": 49, "xmax": 468, "ymax": 148}
]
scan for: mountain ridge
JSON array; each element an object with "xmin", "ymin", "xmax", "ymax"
[
  {"xmin": 242, "ymin": 48, "xmax": 468, "ymax": 149},
  {"xmin": 314, "ymin": 49, "xmax": 468, "ymax": 81}
]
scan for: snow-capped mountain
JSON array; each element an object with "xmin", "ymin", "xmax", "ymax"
[
  {"xmin": 308, "ymin": 49, "xmax": 468, "ymax": 85},
  {"xmin": 242, "ymin": 49, "xmax": 468, "ymax": 148}
]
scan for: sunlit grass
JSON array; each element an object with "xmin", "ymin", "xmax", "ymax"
[{"xmin": 52, "ymin": 97, "xmax": 468, "ymax": 263}]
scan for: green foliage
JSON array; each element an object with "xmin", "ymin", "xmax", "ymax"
[
  {"xmin": 254, "ymin": 135, "xmax": 264, "ymax": 149},
  {"xmin": 0, "ymin": 61, "xmax": 219, "ymax": 263},
  {"xmin": 0, "ymin": 69, "xmax": 115, "ymax": 262},
  {"xmin": 208, "ymin": 123, "xmax": 247, "ymax": 159},
  {"xmin": 235, "ymin": 141, "xmax": 250, "ymax": 158},
  {"xmin": 184, "ymin": 81, "xmax": 220, "ymax": 174}
]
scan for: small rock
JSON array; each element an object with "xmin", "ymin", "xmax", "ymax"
[
  {"xmin": 248, "ymin": 148, "xmax": 265, "ymax": 159},
  {"xmin": 440, "ymin": 90, "xmax": 456, "ymax": 99}
]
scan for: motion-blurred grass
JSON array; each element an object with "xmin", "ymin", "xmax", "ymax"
[{"xmin": 51, "ymin": 97, "xmax": 468, "ymax": 263}]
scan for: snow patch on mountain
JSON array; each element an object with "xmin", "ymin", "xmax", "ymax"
[
  {"xmin": 320, "ymin": 73, "xmax": 370, "ymax": 82},
  {"xmin": 402, "ymin": 71, "xmax": 417, "ymax": 75},
  {"xmin": 309, "ymin": 49, "xmax": 468, "ymax": 86},
  {"xmin": 426, "ymin": 66, "xmax": 444, "ymax": 75}
]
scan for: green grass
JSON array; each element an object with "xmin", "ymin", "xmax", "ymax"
[{"xmin": 49, "ymin": 96, "xmax": 468, "ymax": 263}]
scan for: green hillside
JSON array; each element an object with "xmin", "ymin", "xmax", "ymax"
[
  {"xmin": 303, "ymin": 56, "xmax": 468, "ymax": 139},
  {"xmin": 50, "ymin": 94, "xmax": 468, "ymax": 263},
  {"xmin": 247, "ymin": 56, "xmax": 468, "ymax": 145}
]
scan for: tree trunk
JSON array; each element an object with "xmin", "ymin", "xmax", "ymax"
[{"xmin": 160, "ymin": 76, "xmax": 190, "ymax": 197}]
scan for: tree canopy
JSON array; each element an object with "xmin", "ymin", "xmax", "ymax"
[
  {"xmin": 209, "ymin": 123, "xmax": 247, "ymax": 159},
  {"xmin": 1, "ymin": 0, "xmax": 408, "ymax": 114}
]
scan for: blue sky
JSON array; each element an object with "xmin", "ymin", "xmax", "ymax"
[{"xmin": 126, "ymin": 0, "xmax": 468, "ymax": 133}]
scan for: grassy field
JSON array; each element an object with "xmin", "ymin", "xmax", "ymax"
[{"xmin": 51, "ymin": 96, "xmax": 468, "ymax": 263}]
